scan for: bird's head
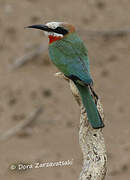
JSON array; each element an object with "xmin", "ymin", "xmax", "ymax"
[{"xmin": 26, "ymin": 22, "xmax": 76, "ymax": 44}]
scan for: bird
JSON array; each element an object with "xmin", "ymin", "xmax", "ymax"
[{"xmin": 26, "ymin": 22, "xmax": 104, "ymax": 129}]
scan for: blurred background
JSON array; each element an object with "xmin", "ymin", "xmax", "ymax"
[{"xmin": 0, "ymin": 0, "xmax": 130, "ymax": 179}]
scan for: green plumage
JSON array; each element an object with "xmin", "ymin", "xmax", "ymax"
[
  {"xmin": 49, "ymin": 32, "xmax": 104, "ymax": 129},
  {"xmin": 75, "ymin": 82, "xmax": 103, "ymax": 128}
]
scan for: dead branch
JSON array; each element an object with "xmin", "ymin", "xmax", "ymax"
[
  {"xmin": 80, "ymin": 29, "xmax": 130, "ymax": 37},
  {"xmin": 0, "ymin": 107, "xmax": 43, "ymax": 142},
  {"xmin": 56, "ymin": 72, "xmax": 107, "ymax": 180},
  {"xmin": 11, "ymin": 44, "xmax": 47, "ymax": 70}
]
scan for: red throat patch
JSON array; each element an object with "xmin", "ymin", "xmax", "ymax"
[{"xmin": 48, "ymin": 35, "xmax": 63, "ymax": 44}]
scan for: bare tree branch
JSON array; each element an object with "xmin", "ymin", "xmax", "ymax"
[
  {"xmin": 56, "ymin": 72, "xmax": 107, "ymax": 180},
  {"xmin": 11, "ymin": 44, "xmax": 47, "ymax": 70},
  {"xmin": 80, "ymin": 29, "xmax": 130, "ymax": 37},
  {"xmin": 0, "ymin": 107, "xmax": 43, "ymax": 142}
]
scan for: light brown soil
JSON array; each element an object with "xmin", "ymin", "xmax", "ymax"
[{"xmin": 0, "ymin": 0, "xmax": 130, "ymax": 179}]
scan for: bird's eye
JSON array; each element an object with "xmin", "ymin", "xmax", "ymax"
[{"xmin": 54, "ymin": 27, "xmax": 68, "ymax": 35}]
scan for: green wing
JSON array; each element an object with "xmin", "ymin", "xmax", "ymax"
[{"xmin": 49, "ymin": 32, "xmax": 93, "ymax": 85}]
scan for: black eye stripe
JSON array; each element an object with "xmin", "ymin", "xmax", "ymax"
[{"xmin": 52, "ymin": 27, "xmax": 68, "ymax": 35}]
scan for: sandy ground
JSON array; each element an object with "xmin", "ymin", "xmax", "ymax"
[{"xmin": 0, "ymin": 0, "xmax": 130, "ymax": 179}]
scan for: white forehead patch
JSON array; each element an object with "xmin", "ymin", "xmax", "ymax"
[{"xmin": 45, "ymin": 22, "xmax": 63, "ymax": 29}]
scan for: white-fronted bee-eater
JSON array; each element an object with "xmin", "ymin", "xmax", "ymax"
[{"xmin": 26, "ymin": 22, "xmax": 104, "ymax": 129}]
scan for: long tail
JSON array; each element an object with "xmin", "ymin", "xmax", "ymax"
[{"xmin": 74, "ymin": 82, "xmax": 104, "ymax": 129}]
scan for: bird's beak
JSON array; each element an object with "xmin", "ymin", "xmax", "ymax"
[{"xmin": 25, "ymin": 24, "xmax": 52, "ymax": 32}]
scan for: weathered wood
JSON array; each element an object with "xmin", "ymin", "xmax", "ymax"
[{"xmin": 56, "ymin": 72, "xmax": 107, "ymax": 180}]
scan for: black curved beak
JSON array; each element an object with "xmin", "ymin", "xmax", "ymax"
[
  {"xmin": 25, "ymin": 24, "xmax": 52, "ymax": 32},
  {"xmin": 25, "ymin": 24, "xmax": 69, "ymax": 35}
]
